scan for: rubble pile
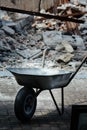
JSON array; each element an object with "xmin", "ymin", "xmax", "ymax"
[{"xmin": 0, "ymin": 2, "xmax": 87, "ymax": 71}]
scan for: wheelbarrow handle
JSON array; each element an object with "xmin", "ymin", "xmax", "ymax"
[{"xmin": 69, "ymin": 55, "xmax": 87, "ymax": 82}]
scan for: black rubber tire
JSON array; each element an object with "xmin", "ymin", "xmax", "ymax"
[{"xmin": 14, "ymin": 87, "xmax": 37, "ymax": 123}]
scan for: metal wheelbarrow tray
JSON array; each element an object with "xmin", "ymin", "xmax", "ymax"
[
  {"xmin": 7, "ymin": 55, "xmax": 87, "ymax": 123},
  {"xmin": 7, "ymin": 68, "xmax": 72, "ymax": 90}
]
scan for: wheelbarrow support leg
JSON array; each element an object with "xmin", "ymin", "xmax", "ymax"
[{"xmin": 49, "ymin": 87, "xmax": 64, "ymax": 115}]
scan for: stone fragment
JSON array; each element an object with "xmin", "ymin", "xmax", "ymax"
[
  {"xmin": 0, "ymin": 20, "xmax": 3, "ymax": 27},
  {"xmin": 20, "ymin": 16, "xmax": 34, "ymax": 28},
  {"xmin": 6, "ymin": 37, "xmax": 17, "ymax": 50},
  {"xmin": 82, "ymin": 30, "xmax": 87, "ymax": 35},
  {"xmin": 0, "ymin": 10, "xmax": 8, "ymax": 19},
  {"xmin": 43, "ymin": 31, "xmax": 62, "ymax": 47},
  {"xmin": 55, "ymin": 44, "xmax": 65, "ymax": 51},
  {"xmin": 0, "ymin": 19, "xmax": 16, "ymax": 27},
  {"xmin": 15, "ymin": 16, "xmax": 34, "ymax": 33},
  {"xmin": 0, "ymin": 40, "xmax": 11, "ymax": 51},
  {"xmin": 73, "ymin": 35, "xmax": 86, "ymax": 50},
  {"xmin": 16, "ymin": 49, "xmax": 41, "ymax": 59},
  {"xmin": 56, "ymin": 53, "xmax": 74, "ymax": 63},
  {"xmin": 62, "ymin": 40, "xmax": 74, "ymax": 53},
  {"xmin": 0, "ymin": 30, "xmax": 5, "ymax": 36},
  {"xmin": 5, "ymin": 22, "xmax": 16, "ymax": 27},
  {"xmin": 9, "ymin": 13, "xmax": 29, "ymax": 21},
  {"xmin": 32, "ymin": 34, "xmax": 43, "ymax": 42},
  {"xmin": 29, "ymin": 40, "xmax": 36, "ymax": 46},
  {"xmin": 2, "ymin": 26, "xmax": 15, "ymax": 36},
  {"xmin": 0, "ymin": 56, "xmax": 9, "ymax": 62},
  {"xmin": 62, "ymin": 35, "xmax": 74, "ymax": 43},
  {"xmin": 78, "ymin": 0, "xmax": 87, "ymax": 5},
  {"xmin": 79, "ymin": 22, "xmax": 87, "ymax": 31}
]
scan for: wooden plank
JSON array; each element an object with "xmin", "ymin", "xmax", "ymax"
[
  {"xmin": 0, "ymin": 0, "xmax": 41, "ymax": 12},
  {"xmin": 41, "ymin": 0, "xmax": 54, "ymax": 10},
  {"xmin": 0, "ymin": 0, "xmax": 60, "ymax": 12},
  {"xmin": 0, "ymin": 0, "xmax": 70, "ymax": 12}
]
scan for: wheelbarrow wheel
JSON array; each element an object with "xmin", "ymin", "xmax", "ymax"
[{"xmin": 14, "ymin": 87, "xmax": 37, "ymax": 123}]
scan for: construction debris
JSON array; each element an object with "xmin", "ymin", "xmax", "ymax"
[
  {"xmin": 62, "ymin": 40, "xmax": 74, "ymax": 53},
  {"xmin": 56, "ymin": 53, "xmax": 74, "ymax": 64},
  {"xmin": 0, "ymin": 1, "xmax": 87, "ymax": 71}
]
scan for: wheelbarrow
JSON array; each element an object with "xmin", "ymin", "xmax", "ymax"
[{"xmin": 7, "ymin": 55, "xmax": 87, "ymax": 123}]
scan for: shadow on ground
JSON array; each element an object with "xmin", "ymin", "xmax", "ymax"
[{"xmin": 0, "ymin": 101, "xmax": 72, "ymax": 130}]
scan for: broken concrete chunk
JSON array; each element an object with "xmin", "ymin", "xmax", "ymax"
[
  {"xmin": 79, "ymin": 22, "xmax": 87, "ymax": 31},
  {"xmin": 16, "ymin": 49, "xmax": 41, "ymax": 59},
  {"xmin": 6, "ymin": 37, "xmax": 17, "ymax": 50},
  {"xmin": 74, "ymin": 35, "xmax": 86, "ymax": 50},
  {"xmin": 16, "ymin": 16, "xmax": 34, "ymax": 28},
  {"xmin": 20, "ymin": 16, "xmax": 34, "ymax": 28},
  {"xmin": 0, "ymin": 19, "xmax": 16, "ymax": 28},
  {"xmin": 4, "ymin": 22, "xmax": 16, "ymax": 27},
  {"xmin": 2, "ymin": 26, "xmax": 15, "ymax": 36},
  {"xmin": 56, "ymin": 53, "xmax": 74, "ymax": 63},
  {"xmin": 82, "ymin": 30, "xmax": 87, "ymax": 35},
  {"xmin": 0, "ymin": 10, "xmax": 6, "ymax": 19},
  {"xmin": 43, "ymin": 31, "xmax": 62, "ymax": 47},
  {"xmin": 0, "ymin": 30, "xmax": 5, "ymax": 36},
  {"xmin": 31, "ymin": 34, "xmax": 43, "ymax": 42},
  {"xmin": 14, "ymin": 16, "xmax": 34, "ymax": 33},
  {"xmin": 29, "ymin": 40, "xmax": 36, "ymax": 46},
  {"xmin": 0, "ymin": 40, "xmax": 11, "ymax": 51},
  {"xmin": 78, "ymin": 0, "xmax": 87, "ymax": 5},
  {"xmin": 9, "ymin": 13, "xmax": 30, "ymax": 21},
  {"xmin": 55, "ymin": 44, "xmax": 65, "ymax": 51},
  {"xmin": 62, "ymin": 40, "xmax": 74, "ymax": 53},
  {"xmin": 62, "ymin": 35, "xmax": 74, "ymax": 43}
]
